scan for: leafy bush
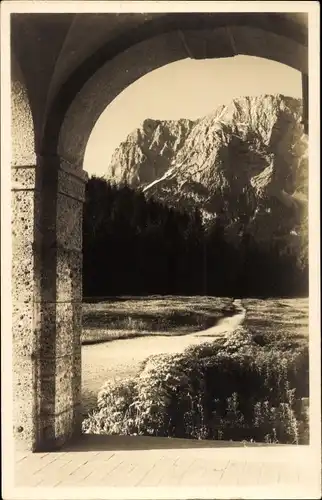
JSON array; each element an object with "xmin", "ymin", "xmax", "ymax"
[{"xmin": 82, "ymin": 328, "xmax": 309, "ymax": 444}]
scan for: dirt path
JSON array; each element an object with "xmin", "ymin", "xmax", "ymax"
[{"xmin": 82, "ymin": 299, "xmax": 245, "ymax": 415}]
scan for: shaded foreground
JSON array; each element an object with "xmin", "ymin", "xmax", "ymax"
[{"xmin": 82, "ymin": 297, "xmax": 309, "ymax": 445}]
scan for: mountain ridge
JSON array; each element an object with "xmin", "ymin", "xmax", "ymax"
[{"xmin": 104, "ymin": 94, "xmax": 308, "ymax": 245}]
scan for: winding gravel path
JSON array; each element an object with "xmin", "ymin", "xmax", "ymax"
[{"xmin": 81, "ymin": 299, "xmax": 245, "ymax": 415}]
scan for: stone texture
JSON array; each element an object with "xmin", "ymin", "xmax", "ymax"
[
  {"xmin": 12, "ymin": 301, "xmax": 34, "ymax": 353},
  {"xmin": 11, "ymin": 188, "xmax": 41, "ymax": 251},
  {"xmin": 58, "ymin": 164, "xmax": 87, "ymax": 201},
  {"xmin": 12, "ymin": 355, "xmax": 37, "ymax": 446},
  {"xmin": 37, "ymin": 407, "xmax": 79, "ymax": 450},
  {"xmin": 56, "ymin": 248, "xmax": 83, "ymax": 303},
  {"xmin": 11, "ymin": 159, "xmax": 85, "ymax": 451},
  {"xmin": 11, "ymin": 165, "xmax": 37, "ymax": 190},
  {"xmin": 11, "ymin": 171, "xmax": 41, "ymax": 449},
  {"xmin": 11, "ymin": 56, "xmax": 37, "ymax": 166},
  {"xmin": 56, "ymin": 194, "xmax": 83, "ymax": 250},
  {"xmin": 36, "ymin": 354, "xmax": 80, "ymax": 414},
  {"xmin": 33, "ymin": 302, "xmax": 81, "ymax": 358},
  {"xmin": 32, "ymin": 169, "xmax": 84, "ymax": 449}
]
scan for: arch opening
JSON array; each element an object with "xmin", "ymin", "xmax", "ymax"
[
  {"xmin": 79, "ymin": 54, "xmax": 309, "ymax": 431},
  {"xmin": 84, "ymin": 54, "xmax": 303, "ymax": 176}
]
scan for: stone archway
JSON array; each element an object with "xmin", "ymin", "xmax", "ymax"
[
  {"xmin": 47, "ymin": 15, "xmax": 308, "ymax": 168},
  {"xmin": 10, "ymin": 12, "xmax": 308, "ymax": 452},
  {"xmin": 56, "ymin": 26, "xmax": 308, "ymax": 170}
]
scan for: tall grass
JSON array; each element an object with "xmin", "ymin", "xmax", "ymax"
[{"xmin": 82, "ymin": 296, "xmax": 235, "ymax": 344}]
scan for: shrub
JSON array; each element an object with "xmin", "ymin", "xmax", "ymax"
[
  {"xmin": 82, "ymin": 378, "xmax": 138, "ymax": 435},
  {"xmin": 82, "ymin": 328, "xmax": 309, "ymax": 444}
]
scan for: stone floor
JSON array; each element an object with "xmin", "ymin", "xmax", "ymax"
[{"xmin": 5, "ymin": 435, "xmax": 321, "ymax": 499}]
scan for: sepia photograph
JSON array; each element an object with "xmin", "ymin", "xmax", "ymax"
[{"xmin": 1, "ymin": 1, "xmax": 320, "ymax": 499}]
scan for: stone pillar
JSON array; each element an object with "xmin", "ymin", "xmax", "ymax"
[
  {"xmin": 12, "ymin": 163, "xmax": 40, "ymax": 451},
  {"xmin": 302, "ymin": 73, "xmax": 308, "ymax": 135},
  {"xmin": 12, "ymin": 156, "xmax": 88, "ymax": 451}
]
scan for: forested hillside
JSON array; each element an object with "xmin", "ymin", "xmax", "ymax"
[{"xmin": 83, "ymin": 176, "xmax": 308, "ymax": 298}]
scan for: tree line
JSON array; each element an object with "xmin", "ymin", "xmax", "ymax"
[{"xmin": 83, "ymin": 176, "xmax": 308, "ymax": 298}]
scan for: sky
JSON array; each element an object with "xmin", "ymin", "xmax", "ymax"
[{"xmin": 84, "ymin": 55, "xmax": 302, "ymax": 177}]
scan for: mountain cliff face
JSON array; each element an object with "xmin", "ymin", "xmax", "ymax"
[{"xmin": 105, "ymin": 95, "xmax": 308, "ymax": 245}]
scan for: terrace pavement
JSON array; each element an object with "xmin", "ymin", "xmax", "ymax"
[{"xmin": 6, "ymin": 435, "xmax": 321, "ymax": 499}]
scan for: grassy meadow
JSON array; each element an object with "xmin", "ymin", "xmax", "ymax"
[
  {"xmin": 241, "ymin": 297, "xmax": 308, "ymax": 349},
  {"xmin": 82, "ymin": 296, "xmax": 235, "ymax": 345}
]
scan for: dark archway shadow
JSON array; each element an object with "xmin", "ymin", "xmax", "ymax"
[{"xmin": 59, "ymin": 433, "xmax": 289, "ymax": 452}]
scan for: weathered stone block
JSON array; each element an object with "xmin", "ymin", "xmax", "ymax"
[
  {"xmin": 11, "ymin": 166, "xmax": 37, "ymax": 190},
  {"xmin": 57, "ymin": 169, "xmax": 86, "ymax": 202},
  {"xmin": 36, "ymin": 404, "xmax": 82, "ymax": 449},
  {"xmin": 12, "ymin": 256, "xmax": 35, "ymax": 304},
  {"xmin": 54, "ymin": 407, "xmax": 75, "ymax": 439},
  {"xmin": 11, "ymin": 189, "xmax": 42, "ymax": 303},
  {"xmin": 11, "ymin": 76, "xmax": 37, "ymax": 167},
  {"xmin": 12, "ymin": 191, "xmax": 36, "ymax": 249},
  {"xmin": 56, "ymin": 247, "xmax": 83, "ymax": 302},
  {"xmin": 37, "ymin": 406, "xmax": 79, "ymax": 450},
  {"xmin": 39, "ymin": 246, "xmax": 82, "ymax": 303},
  {"xmin": 12, "ymin": 301, "xmax": 34, "ymax": 354},
  {"xmin": 33, "ymin": 302, "xmax": 82, "ymax": 358},
  {"xmin": 56, "ymin": 193, "xmax": 83, "ymax": 251},
  {"xmin": 13, "ymin": 397, "xmax": 36, "ymax": 447},
  {"xmin": 13, "ymin": 356, "xmax": 36, "ymax": 395},
  {"xmin": 37, "ymin": 352, "xmax": 81, "ymax": 414},
  {"xmin": 12, "ymin": 355, "xmax": 37, "ymax": 448}
]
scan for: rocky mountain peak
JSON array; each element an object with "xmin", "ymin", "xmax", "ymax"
[{"xmin": 104, "ymin": 94, "xmax": 307, "ymax": 244}]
